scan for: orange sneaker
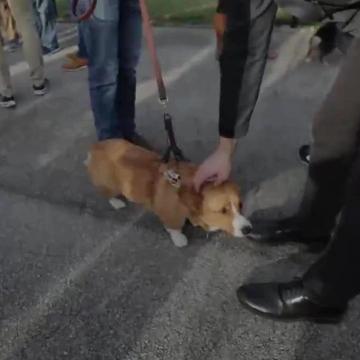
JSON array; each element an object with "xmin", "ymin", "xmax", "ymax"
[
  {"xmin": 65, "ymin": 52, "xmax": 78, "ymax": 60},
  {"xmin": 62, "ymin": 56, "xmax": 88, "ymax": 71}
]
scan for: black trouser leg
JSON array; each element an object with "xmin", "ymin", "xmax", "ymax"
[
  {"xmin": 298, "ymin": 39, "xmax": 360, "ymax": 238},
  {"xmin": 304, "ymin": 150, "xmax": 360, "ymax": 307}
]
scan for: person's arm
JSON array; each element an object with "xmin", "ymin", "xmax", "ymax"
[
  {"xmin": 194, "ymin": 0, "xmax": 277, "ymax": 190},
  {"xmin": 219, "ymin": 0, "xmax": 277, "ymax": 138}
]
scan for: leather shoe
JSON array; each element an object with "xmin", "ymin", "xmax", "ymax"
[
  {"xmin": 237, "ymin": 280, "xmax": 346, "ymax": 323},
  {"xmin": 249, "ymin": 217, "xmax": 330, "ymax": 247}
]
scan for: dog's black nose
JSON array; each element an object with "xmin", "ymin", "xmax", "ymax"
[{"xmin": 242, "ymin": 225, "xmax": 253, "ymax": 236}]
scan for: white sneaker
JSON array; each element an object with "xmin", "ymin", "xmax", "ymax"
[
  {"xmin": 0, "ymin": 95, "xmax": 16, "ymax": 108},
  {"xmin": 33, "ymin": 79, "xmax": 49, "ymax": 96}
]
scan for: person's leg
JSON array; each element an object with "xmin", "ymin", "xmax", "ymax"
[
  {"xmin": 77, "ymin": 22, "xmax": 87, "ymax": 59},
  {"xmin": 37, "ymin": 0, "xmax": 59, "ymax": 53},
  {"xmin": 303, "ymin": 150, "xmax": 360, "ymax": 307},
  {"xmin": 256, "ymin": 39, "xmax": 360, "ymax": 243},
  {"xmin": 237, "ymin": 148, "xmax": 360, "ymax": 322},
  {"xmin": 117, "ymin": 0, "xmax": 142, "ymax": 139},
  {"xmin": 7, "ymin": 0, "xmax": 44, "ymax": 87},
  {"xmin": 0, "ymin": 33, "xmax": 13, "ymax": 97},
  {"xmin": 32, "ymin": 0, "xmax": 42, "ymax": 42},
  {"xmin": 237, "ymin": 40, "xmax": 360, "ymax": 322},
  {"xmin": 299, "ymin": 38, "xmax": 360, "ymax": 237},
  {"xmin": 83, "ymin": 1, "xmax": 121, "ymax": 140}
]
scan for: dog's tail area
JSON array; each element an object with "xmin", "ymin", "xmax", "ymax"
[{"xmin": 86, "ymin": 145, "xmax": 120, "ymax": 198}]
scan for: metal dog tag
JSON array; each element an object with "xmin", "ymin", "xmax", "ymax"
[{"xmin": 164, "ymin": 169, "xmax": 181, "ymax": 189}]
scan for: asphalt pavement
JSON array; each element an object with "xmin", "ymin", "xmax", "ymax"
[{"xmin": 0, "ymin": 24, "xmax": 359, "ymax": 360}]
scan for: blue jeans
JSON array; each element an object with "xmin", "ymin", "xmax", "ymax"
[
  {"xmin": 33, "ymin": 0, "xmax": 59, "ymax": 52},
  {"xmin": 77, "ymin": 22, "xmax": 87, "ymax": 59},
  {"xmin": 82, "ymin": 0, "xmax": 142, "ymax": 140}
]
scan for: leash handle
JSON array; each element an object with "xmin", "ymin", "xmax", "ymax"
[{"xmin": 139, "ymin": 0, "xmax": 168, "ymax": 104}]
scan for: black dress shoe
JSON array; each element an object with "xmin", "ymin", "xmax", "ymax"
[
  {"xmin": 249, "ymin": 217, "xmax": 330, "ymax": 247},
  {"xmin": 237, "ymin": 280, "xmax": 346, "ymax": 323},
  {"xmin": 299, "ymin": 144, "xmax": 311, "ymax": 165}
]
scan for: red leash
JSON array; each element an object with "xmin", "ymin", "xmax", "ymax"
[
  {"xmin": 139, "ymin": 0, "xmax": 168, "ymax": 104},
  {"xmin": 139, "ymin": 0, "xmax": 186, "ymax": 162}
]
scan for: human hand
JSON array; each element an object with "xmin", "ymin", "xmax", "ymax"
[{"xmin": 193, "ymin": 137, "xmax": 236, "ymax": 192}]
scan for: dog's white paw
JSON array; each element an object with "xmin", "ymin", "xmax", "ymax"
[
  {"xmin": 109, "ymin": 197, "xmax": 126, "ymax": 210},
  {"xmin": 84, "ymin": 152, "xmax": 91, "ymax": 166},
  {"xmin": 166, "ymin": 229, "xmax": 188, "ymax": 248}
]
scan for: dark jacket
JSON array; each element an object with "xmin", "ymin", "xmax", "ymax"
[{"xmin": 218, "ymin": 0, "xmax": 360, "ymax": 138}]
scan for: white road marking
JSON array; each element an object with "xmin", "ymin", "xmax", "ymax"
[
  {"xmin": 136, "ymin": 45, "xmax": 213, "ymax": 103},
  {"xmin": 10, "ymin": 45, "xmax": 77, "ymax": 77},
  {"xmin": 33, "ymin": 44, "xmax": 214, "ymax": 169},
  {"xmin": 260, "ymin": 27, "xmax": 317, "ymax": 94},
  {"xmin": 57, "ymin": 26, "xmax": 77, "ymax": 37},
  {"xmin": 124, "ymin": 242, "xmax": 303, "ymax": 360},
  {"xmin": 58, "ymin": 31, "xmax": 78, "ymax": 45},
  {"xmin": 0, "ymin": 210, "xmax": 145, "ymax": 360}
]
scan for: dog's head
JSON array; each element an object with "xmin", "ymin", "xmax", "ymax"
[{"xmin": 180, "ymin": 181, "xmax": 252, "ymax": 238}]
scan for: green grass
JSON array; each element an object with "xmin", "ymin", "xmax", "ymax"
[
  {"xmin": 56, "ymin": 0, "xmax": 295, "ymax": 26},
  {"xmin": 56, "ymin": 0, "xmax": 70, "ymax": 20},
  {"xmin": 56, "ymin": 0, "xmax": 216, "ymax": 24},
  {"xmin": 148, "ymin": 0, "xmax": 216, "ymax": 25}
]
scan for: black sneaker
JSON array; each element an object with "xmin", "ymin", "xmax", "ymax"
[
  {"xmin": 33, "ymin": 79, "xmax": 49, "ymax": 96},
  {"xmin": 0, "ymin": 95, "xmax": 16, "ymax": 108},
  {"xmin": 299, "ymin": 145, "xmax": 311, "ymax": 165}
]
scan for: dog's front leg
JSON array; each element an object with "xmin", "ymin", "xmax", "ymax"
[{"xmin": 165, "ymin": 228, "xmax": 188, "ymax": 248}]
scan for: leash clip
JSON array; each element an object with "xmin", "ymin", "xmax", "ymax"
[
  {"xmin": 162, "ymin": 113, "xmax": 187, "ymax": 163},
  {"xmin": 159, "ymin": 97, "xmax": 169, "ymax": 108}
]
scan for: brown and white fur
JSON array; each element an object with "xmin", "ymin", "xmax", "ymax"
[{"xmin": 86, "ymin": 139, "xmax": 252, "ymax": 247}]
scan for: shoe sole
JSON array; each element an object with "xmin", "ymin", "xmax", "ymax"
[
  {"xmin": 0, "ymin": 101, "xmax": 16, "ymax": 108},
  {"xmin": 299, "ymin": 157, "xmax": 310, "ymax": 166},
  {"xmin": 237, "ymin": 292, "xmax": 344, "ymax": 324},
  {"xmin": 62, "ymin": 65, "xmax": 87, "ymax": 72},
  {"xmin": 298, "ymin": 146, "xmax": 311, "ymax": 166},
  {"xmin": 33, "ymin": 89, "xmax": 47, "ymax": 96}
]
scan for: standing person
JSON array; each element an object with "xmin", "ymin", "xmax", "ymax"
[
  {"xmin": 0, "ymin": 0, "xmax": 47, "ymax": 108},
  {"xmin": 237, "ymin": 39, "xmax": 360, "ymax": 322},
  {"xmin": 81, "ymin": 0, "xmax": 142, "ymax": 141},
  {"xmin": 190, "ymin": 0, "xmax": 360, "ymax": 323},
  {"xmin": 33, "ymin": 0, "xmax": 59, "ymax": 55},
  {"xmin": 193, "ymin": 0, "xmax": 357, "ymax": 189}
]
